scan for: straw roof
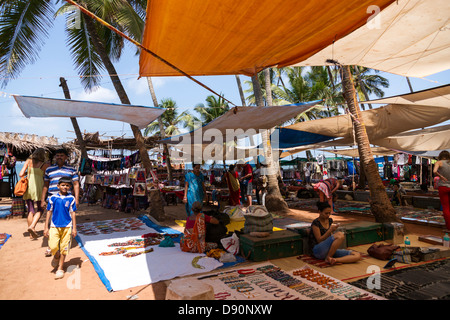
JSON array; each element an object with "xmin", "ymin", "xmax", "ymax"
[
  {"xmin": 0, "ymin": 132, "xmax": 77, "ymax": 161},
  {"xmin": 74, "ymin": 132, "xmax": 161, "ymax": 151}
]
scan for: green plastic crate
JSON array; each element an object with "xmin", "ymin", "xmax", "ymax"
[
  {"xmin": 239, "ymin": 230, "xmax": 303, "ymax": 261},
  {"xmin": 343, "ymin": 221, "xmax": 384, "ymax": 247}
]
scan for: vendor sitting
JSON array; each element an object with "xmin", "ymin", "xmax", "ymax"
[
  {"xmin": 309, "ymin": 201, "xmax": 361, "ymax": 265},
  {"xmin": 391, "ymin": 182, "xmax": 407, "ymax": 206},
  {"xmin": 180, "ymin": 201, "xmax": 219, "ymax": 253}
]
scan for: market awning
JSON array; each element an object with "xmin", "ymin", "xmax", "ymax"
[
  {"xmin": 290, "ymin": 0, "xmax": 450, "ymax": 77},
  {"xmin": 280, "ymin": 103, "xmax": 450, "ymax": 147},
  {"xmin": 13, "ymin": 95, "xmax": 165, "ymax": 130},
  {"xmin": 319, "ymin": 147, "xmax": 396, "ymax": 158},
  {"xmin": 363, "ymin": 84, "xmax": 450, "ymax": 108},
  {"xmin": 161, "ymin": 101, "xmax": 321, "ymax": 145},
  {"xmin": 372, "ymin": 124, "xmax": 450, "ymax": 152},
  {"xmin": 139, "ymin": 0, "xmax": 395, "ymax": 77}
]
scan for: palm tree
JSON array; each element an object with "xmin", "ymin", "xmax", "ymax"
[
  {"xmin": 194, "ymin": 94, "xmax": 230, "ymax": 125},
  {"xmin": 341, "ymin": 65, "xmax": 399, "ymax": 223},
  {"xmin": 0, "ymin": 0, "xmax": 166, "ymax": 219},
  {"xmin": 144, "ymin": 98, "xmax": 196, "ymax": 137},
  {"xmin": 145, "ymin": 98, "xmax": 196, "ymax": 180},
  {"xmin": 351, "ymin": 66, "xmax": 389, "ymax": 110}
]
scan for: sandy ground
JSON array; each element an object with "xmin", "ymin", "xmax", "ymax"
[{"xmin": 0, "ymin": 197, "xmax": 445, "ymax": 300}]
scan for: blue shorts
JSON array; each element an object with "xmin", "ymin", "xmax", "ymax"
[{"xmin": 312, "ymin": 235, "xmax": 352, "ymax": 260}]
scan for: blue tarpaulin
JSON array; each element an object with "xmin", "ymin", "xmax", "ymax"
[{"xmin": 273, "ymin": 127, "xmax": 334, "ymax": 149}]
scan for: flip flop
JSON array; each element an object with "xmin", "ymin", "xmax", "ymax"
[
  {"xmin": 55, "ymin": 270, "xmax": 65, "ymax": 280},
  {"xmin": 28, "ymin": 228, "xmax": 38, "ymax": 239},
  {"xmin": 45, "ymin": 248, "xmax": 52, "ymax": 257}
]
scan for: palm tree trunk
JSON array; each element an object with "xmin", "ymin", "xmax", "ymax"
[
  {"xmin": 263, "ymin": 68, "xmax": 273, "ymax": 106},
  {"xmin": 341, "ymin": 65, "xmax": 399, "ymax": 223},
  {"xmin": 251, "ymin": 73, "xmax": 289, "ymax": 214},
  {"xmin": 146, "ymin": 77, "xmax": 173, "ymax": 181},
  {"xmin": 83, "ymin": 14, "xmax": 165, "ymax": 219},
  {"xmin": 235, "ymin": 75, "xmax": 246, "ymax": 106}
]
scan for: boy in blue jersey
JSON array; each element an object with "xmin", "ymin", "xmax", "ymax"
[
  {"xmin": 41, "ymin": 148, "xmax": 79, "ymax": 257},
  {"xmin": 44, "ymin": 177, "xmax": 77, "ymax": 280}
]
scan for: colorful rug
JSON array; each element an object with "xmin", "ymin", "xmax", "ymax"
[
  {"xmin": 395, "ymin": 206, "xmax": 445, "ymax": 226},
  {"xmin": 297, "ymin": 252, "xmax": 370, "ymax": 268},
  {"xmin": 349, "ymin": 258, "xmax": 450, "ymax": 300},
  {"xmin": 0, "ymin": 233, "xmax": 11, "ymax": 249},
  {"xmin": 76, "ymin": 215, "xmax": 223, "ymax": 292},
  {"xmin": 0, "ymin": 206, "xmax": 11, "ymax": 219},
  {"xmin": 194, "ymin": 263, "xmax": 383, "ymax": 300}
]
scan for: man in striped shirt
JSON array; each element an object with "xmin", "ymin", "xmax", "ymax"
[{"xmin": 41, "ymin": 149, "xmax": 79, "ymax": 209}]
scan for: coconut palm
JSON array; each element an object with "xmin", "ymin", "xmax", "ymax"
[
  {"xmin": 194, "ymin": 94, "xmax": 230, "ymax": 125},
  {"xmin": 144, "ymin": 98, "xmax": 196, "ymax": 137},
  {"xmin": 351, "ymin": 66, "xmax": 389, "ymax": 110},
  {"xmin": 341, "ymin": 65, "xmax": 399, "ymax": 223},
  {"xmin": 0, "ymin": 0, "xmax": 166, "ymax": 219}
]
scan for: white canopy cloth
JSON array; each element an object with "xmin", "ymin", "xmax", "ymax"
[
  {"xmin": 364, "ymin": 84, "xmax": 450, "ymax": 108},
  {"xmin": 161, "ymin": 101, "xmax": 320, "ymax": 145},
  {"xmin": 13, "ymin": 95, "xmax": 165, "ymax": 129},
  {"xmin": 290, "ymin": 0, "xmax": 450, "ymax": 78},
  {"xmin": 373, "ymin": 124, "xmax": 450, "ymax": 152},
  {"xmin": 320, "ymin": 147, "xmax": 396, "ymax": 158},
  {"xmin": 283, "ymin": 104, "xmax": 450, "ymax": 146}
]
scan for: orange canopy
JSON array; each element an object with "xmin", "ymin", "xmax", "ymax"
[{"xmin": 139, "ymin": 0, "xmax": 395, "ymax": 77}]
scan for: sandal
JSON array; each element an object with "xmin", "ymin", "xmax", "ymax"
[
  {"xmin": 45, "ymin": 248, "xmax": 52, "ymax": 257},
  {"xmin": 55, "ymin": 269, "xmax": 65, "ymax": 280},
  {"xmin": 28, "ymin": 228, "xmax": 38, "ymax": 239}
]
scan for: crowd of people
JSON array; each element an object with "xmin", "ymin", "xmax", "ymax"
[{"xmin": 14, "ymin": 146, "xmax": 450, "ymax": 274}]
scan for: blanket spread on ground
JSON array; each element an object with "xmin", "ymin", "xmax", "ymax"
[
  {"xmin": 190, "ymin": 263, "xmax": 384, "ymax": 300},
  {"xmin": 75, "ymin": 215, "xmax": 223, "ymax": 291}
]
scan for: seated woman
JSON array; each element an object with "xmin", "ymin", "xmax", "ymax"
[
  {"xmin": 308, "ymin": 201, "xmax": 361, "ymax": 265},
  {"xmin": 180, "ymin": 201, "xmax": 219, "ymax": 253}
]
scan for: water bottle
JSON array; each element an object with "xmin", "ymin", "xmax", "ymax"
[
  {"xmin": 443, "ymin": 233, "xmax": 450, "ymax": 248},
  {"xmin": 404, "ymin": 236, "xmax": 410, "ymax": 247}
]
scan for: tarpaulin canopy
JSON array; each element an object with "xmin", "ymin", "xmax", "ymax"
[
  {"xmin": 291, "ymin": 0, "xmax": 450, "ymax": 78},
  {"xmin": 13, "ymin": 95, "xmax": 165, "ymax": 130},
  {"xmin": 139, "ymin": 0, "xmax": 395, "ymax": 77},
  {"xmin": 403, "ymin": 149, "xmax": 450, "ymax": 159},
  {"xmin": 320, "ymin": 147, "xmax": 396, "ymax": 158},
  {"xmin": 280, "ymin": 103, "xmax": 450, "ymax": 147},
  {"xmin": 364, "ymin": 84, "xmax": 450, "ymax": 108},
  {"xmin": 161, "ymin": 101, "xmax": 321, "ymax": 145},
  {"xmin": 373, "ymin": 124, "xmax": 450, "ymax": 152}
]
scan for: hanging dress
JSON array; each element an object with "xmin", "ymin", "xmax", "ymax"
[{"xmin": 184, "ymin": 171, "xmax": 205, "ymax": 216}]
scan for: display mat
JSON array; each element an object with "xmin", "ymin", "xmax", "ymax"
[
  {"xmin": 0, "ymin": 233, "xmax": 11, "ymax": 249},
  {"xmin": 75, "ymin": 215, "xmax": 223, "ymax": 292},
  {"xmin": 349, "ymin": 258, "xmax": 450, "ymax": 300},
  {"xmin": 193, "ymin": 263, "xmax": 384, "ymax": 300}
]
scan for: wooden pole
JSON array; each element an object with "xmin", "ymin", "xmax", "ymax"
[{"xmin": 59, "ymin": 77, "xmax": 88, "ymax": 159}]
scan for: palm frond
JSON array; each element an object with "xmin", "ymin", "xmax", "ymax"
[{"xmin": 0, "ymin": 0, "xmax": 54, "ymax": 87}]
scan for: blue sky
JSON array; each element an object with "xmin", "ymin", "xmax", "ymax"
[{"xmin": 1, "ymin": 14, "xmax": 449, "ymax": 157}]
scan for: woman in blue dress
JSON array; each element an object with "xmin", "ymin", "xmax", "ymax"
[{"xmin": 183, "ymin": 164, "xmax": 206, "ymax": 216}]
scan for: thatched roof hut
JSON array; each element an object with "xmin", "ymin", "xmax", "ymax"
[
  {"xmin": 0, "ymin": 132, "xmax": 78, "ymax": 161},
  {"xmin": 73, "ymin": 132, "xmax": 161, "ymax": 151}
]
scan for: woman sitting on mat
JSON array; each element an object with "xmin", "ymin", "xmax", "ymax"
[
  {"xmin": 308, "ymin": 201, "xmax": 361, "ymax": 265},
  {"xmin": 180, "ymin": 201, "xmax": 219, "ymax": 253}
]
